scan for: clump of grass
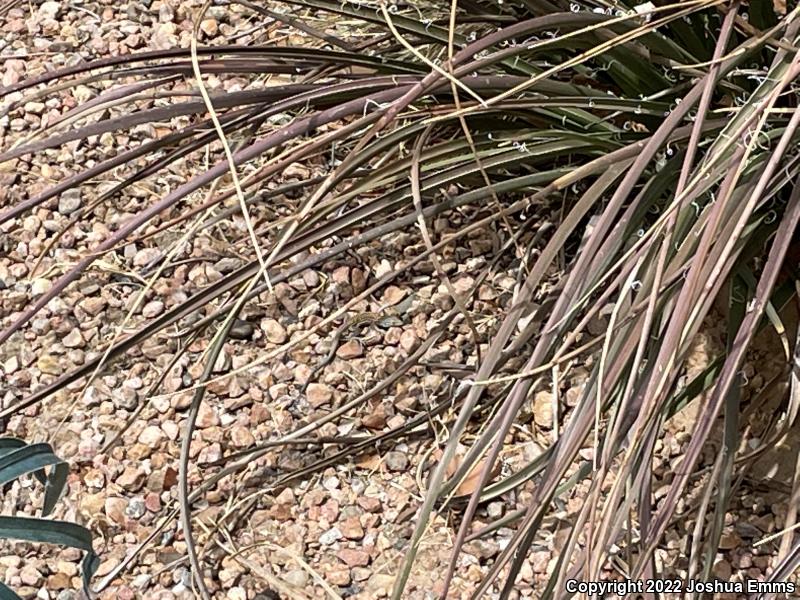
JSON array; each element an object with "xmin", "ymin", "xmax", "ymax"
[
  {"xmin": 0, "ymin": 439, "xmax": 96, "ymax": 599},
  {"xmin": 2, "ymin": 0, "xmax": 800, "ymax": 596}
]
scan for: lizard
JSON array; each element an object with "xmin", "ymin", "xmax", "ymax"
[{"xmin": 300, "ymin": 309, "xmax": 403, "ymax": 393}]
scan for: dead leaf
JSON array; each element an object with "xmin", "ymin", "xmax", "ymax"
[
  {"xmin": 423, "ymin": 446, "xmax": 501, "ymax": 497},
  {"xmin": 355, "ymin": 453, "xmax": 381, "ymax": 470},
  {"xmin": 452, "ymin": 458, "xmax": 502, "ymax": 498}
]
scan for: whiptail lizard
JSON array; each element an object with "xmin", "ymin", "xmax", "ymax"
[{"xmin": 300, "ymin": 310, "xmax": 403, "ymax": 392}]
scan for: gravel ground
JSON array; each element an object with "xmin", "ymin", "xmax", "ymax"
[{"xmin": 1, "ymin": 2, "xmax": 799, "ymax": 599}]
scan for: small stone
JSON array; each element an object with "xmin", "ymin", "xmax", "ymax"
[
  {"xmin": 713, "ymin": 559, "xmax": 732, "ymax": 580},
  {"xmin": 339, "ymin": 517, "xmax": 364, "ymax": 540},
  {"xmin": 79, "ymin": 297, "xmax": 106, "ymax": 316},
  {"xmin": 47, "ymin": 572, "xmax": 70, "ymax": 590},
  {"xmin": 162, "ymin": 420, "xmax": 179, "ymax": 440},
  {"xmin": 362, "ymin": 407, "xmax": 386, "ymax": 430},
  {"xmin": 336, "ymin": 339, "xmax": 363, "ymax": 360},
  {"xmin": 144, "ymin": 492, "xmax": 161, "ymax": 512},
  {"xmin": 19, "ymin": 566, "xmax": 42, "ymax": 586},
  {"xmin": 366, "ymin": 573, "xmax": 395, "ymax": 595},
  {"xmin": 199, "ymin": 18, "xmax": 218, "ymax": 36},
  {"xmin": 132, "ymin": 248, "xmax": 162, "ymax": 267},
  {"xmin": 532, "ymin": 390, "xmax": 554, "ymax": 428},
  {"xmin": 37, "ymin": 354, "xmax": 61, "ymax": 376},
  {"xmin": 356, "ymin": 496, "xmax": 383, "ymax": 513},
  {"xmin": 31, "ymin": 278, "xmax": 51, "ymax": 296},
  {"xmin": 319, "ymin": 527, "xmax": 343, "ymax": 545},
  {"xmin": 62, "ymin": 329, "xmax": 84, "ymax": 348},
  {"xmin": 38, "ymin": 1, "xmax": 60, "ymax": 18},
  {"xmin": 320, "ymin": 499, "xmax": 339, "ymax": 522},
  {"xmin": 276, "ymin": 488, "xmax": 295, "ymax": 505},
  {"xmin": 399, "ymin": 329, "xmax": 418, "ymax": 352},
  {"xmin": 386, "ymin": 416, "xmax": 405, "ymax": 431},
  {"xmin": 719, "ymin": 532, "xmax": 742, "ymax": 550},
  {"xmin": 196, "ymin": 403, "xmax": 219, "ymax": 428},
  {"xmin": 230, "ymin": 425, "xmax": 254, "ymax": 448},
  {"xmin": 269, "ymin": 503, "xmax": 292, "ymax": 521},
  {"xmin": 331, "ymin": 266, "xmax": 350, "ymax": 284},
  {"xmin": 84, "ymin": 469, "xmax": 105, "ymax": 489},
  {"xmin": 126, "ymin": 497, "xmax": 146, "ymax": 519},
  {"xmin": 58, "ymin": 189, "xmax": 81, "ymax": 215},
  {"xmin": 0, "ymin": 556, "xmax": 20, "ymax": 568},
  {"xmin": 81, "ymin": 493, "xmax": 105, "ymax": 518},
  {"xmin": 142, "ymin": 300, "xmax": 164, "ymax": 318},
  {"xmin": 229, "ymin": 319, "xmax": 254, "ymax": 340},
  {"xmin": 375, "ymin": 260, "xmax": 393, "ymax": 279},
  {"xmin": 326, "ymin": 568, "xmax": 350, "ymax": 587},
  {"xmin": 383, "ymin": 286, "xmax": 406, "ymax": 306},
  {"xmin": 117, "ymin": 466, "xmax": 145, "ymax": 491},
  {"xmin": 487, "ymin": 501, "xmax": 504, "ymax": 519},
  {"xmin": 138, "ymin": 425, "xmax": 163, "ymax": 446},
  {"xmin": 158, "ymin": 3, "xmax": 174, "ymax": 21},
  {"xmin": 284, "ymin": 569, "xmax": 308, "ymax": 588},
  {"xmin": 105, "ymin": 497, "xmax": 127, "ymax": 525},
  {"xmin": 531, "ymin": 550, "xmax": 550, "ymax": 573},
  {"xmin": 384, "ymin": 451, "xmax": 408, "ymax": 472},
  {"xmin": 306, "ymin": 383, "xmax": 333, "ymax": 408},
  {"xmin": 228, "ymin": 586, "xmax": 247, "ymax": 600},
  {"xmin": 263, "ymin": 319, "xmax": 287, "ymax": 344},
  {"xmin": 162, "ymin": 467, "xmax": 178, "ymax": 489},
  {"xmin": 3, "ymin": 356, "xmax": 18, "ymax": 374}
]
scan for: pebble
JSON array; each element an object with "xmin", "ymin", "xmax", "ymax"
[
  {"xmin": 126, "ymin": 497, "xmax": 146, "ymax": 519},
  {"xmin": 532, "ymin": 390, "xmax": 554, "ymax": 428},
  {"xmin": 230, "ymin": 425, "xmax": 254, "ymax": 448},
  {"xmin": 58, "ymin": 189, "xmax": 82, "ymax": 215},
  {"xmin": 138, "ymin": 425, "xmax": 163, "ymax": 446},
  {"xmin": 383, "ymin": 285, "xmax": 406, "ymax": 305},
  {"xmin": 336, "ymin": 339, "xmax": 363, "ymax": 359},
  {"xmin": 399, "ymin": 329, "xmax": 418, "ymax": 352},
  {"xmin": 384, "ymin": 451, "xmax": 408, "ymax": 472},
  {"xmin": 37, "ymin": 354, "xmax": 61, "ymax": 376},
  {"xmin": 105, "ymin": 497, "xmax": 127, "ymax": 525},
  {"xmin": 38, "ymin": 1, "xmax": 60, "ymax": 18},
  {"xmin": 142, "ymin": 300, "xmax": 164, "ymax": 318},
  {"xmin": 199, "ymin": 18, "xmax": 218, "ymax": 36},
  {"xmin": 367, "ymin": 573, "xmax": 395, "ymax": 595},
  {"xmin": 62, "ymin": 329, "xmax": 84, "ymax": 348},
  {"xmin": 30, "ymin": 278, "xmax": 51, "ymax": 296},
  {"xmin": 133, "ymin": 248, "xmax": 162, "ymax": 267},
  {"xmin": 229, "ymin": 319, "xmax": 255, "ymax": 340},
  {"xmin": 719, "ymin": 532, "xmax": 742, "ymax": 550},
  {"xmin": 487, "ymin": 501, "xmax": 505, "ymax": 519},
  {"xmin": 284, "ymin": 569, "xmax": 308, "ymax": 588},
  {"xmin": 158, "ymin": 4, "xmax": 174, "ymax": 22},
  {"xmin": 357, "ymin": 496, "xmax": 383, "ymax": 513},
  {"xmin": 327, "ymin": 568, "xmax": 350, "ymax": 586},
  {"xmin": 262, "ymin": 319, "xmax": 287, "ymax": 344},
  {"xmin": 84, "ymin": 469, "xmax": 105, "ymax": 489},
  {"xmin": 117, "ymin": 466, "xmax": 145, "ymax": 491},
  {"xmin": 306, "ymin": 383, "xmax": 333, "ymax": 407},
  {"xmin": 340, "ymin": 517, "xmax": 364, "ymax": 540},
  {"xmin": 319, "ymin": 527, "xmax": 343, "ymax": 545},
  {"xmin": 19, "ymin": 566, "xmax": 42, "ymax": 587},
  {"xmin": 3, "ymin": 356, "xmax": 19, "ymax": 374},
  {"xmin": 196, "ymin": 403, "xmax": 219, "ymax": 428},
  {"xmin": 275, "ymin": 488, "xmax": 295, "ymax": 505},
  {"xmin": 336, "ymin": 548, "xmax": 370, "ymax": 567}
]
